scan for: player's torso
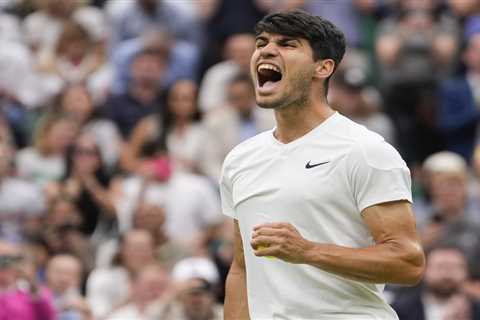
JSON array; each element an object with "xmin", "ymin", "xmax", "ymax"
[
  {"xmin": 230, "ymin": 132, "xmax": 372, "ymax": 248},
  {"xmin": 226, "ymin": 116, "xmax": 400, "ymax": 319}
]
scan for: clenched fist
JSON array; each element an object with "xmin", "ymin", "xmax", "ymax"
[{"xmin": 250, "ymin": 222, "xmax": 315, "ymax": 263}]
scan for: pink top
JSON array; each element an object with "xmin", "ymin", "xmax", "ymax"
[{"xmin": 0, "ymin": 288, "xmax": 56, "ymax": 320}]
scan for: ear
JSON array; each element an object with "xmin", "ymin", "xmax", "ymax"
[{"xmin": 313, "ymin": 59, "xmax": 335, "ymax": 81}]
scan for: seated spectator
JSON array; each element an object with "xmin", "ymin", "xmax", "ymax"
[
  {"xmin": 54, "ymin": 84, "xmax": 121, "ymax": 169},
  {"xmin": 95, "ymin": 194, "xmax": 191, "ymax": 271},
  {"xmin": 37, "ymin": 21, "xmax": 108, "ymax": 88},
  {"xmin": 110, "ymin": 29, "xmax": 200, "ymax": 95},
  {"xmin": 438, "ymin": 24, "xmax": 480, "ymax": 161},
  {"xmin": 105, "ymin": 264, "xmax": 171, "ymax": 320},
  {"xmin": 0, "ymin": 143, "xmax": 46, "ymax": 242},
  {"xmin": 121, "ymin": 79, "xmax": 205, "ymax": 174},
  {"xmin": 0, "ymin": 240, "xmax": 56, "ymax": 320},
  {"xmin": 113, "ymin": 146, "xmax": 223, "ymax": 249},
  {"xmin": 46, "ymin": 133, "xmax": 116, "ymax": 237},
  {"xmin": 43, "ymin": 197, "xmax": 94, "ymax": 272},
  {"xmin": 107, "ymin": 0, "xmax": 201, "ymax": 49},
  {"xmin": 376, "ymin": 4, "xmax": 458, "ymax": 80},
  {"xmin": 329, "ymin": 67, "xmax": 396, "ymax": 144},
  {"xmin": 154, "ymin": 277, "xmax": 223, "ymax": 320},
  {"xmin": 86, "ymin": 229, "xmax": 156, "ymax": 319},
  {"xmin": 198, "ymin": 33, "xmax": 255, "ymax": 112},
  {"xmin": 392, "ymin": 245, "xmax": 480, "ymax": 320},
  {"xmin": 419, "ymin": 152, "xmax": 480, "ymax": 277},
  {"xmin": 16, "ymin": 113, "xmax": 79, "ymax": 187},
  {"xmin": 23, "ymin": 0, "xmax": 106, "ymax": 58},
  {"xmin": 201, "ymin": 73, "xmax": 274, "ymax": 181},
  {"xmin": 0, "ymin": 38, "xmax": 62, "ymax": 115},
  {"xmin": 46, "ymin": 254, "xmax": 92, "ymax": 320},
  {"xmin": 102, "ymin": 48, "xmax": 166, "ymax": 138}
]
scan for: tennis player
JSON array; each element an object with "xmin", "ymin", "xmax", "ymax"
[{"xmin": 220, "ymin": 10, "xmax": 425, "ymax": 320}]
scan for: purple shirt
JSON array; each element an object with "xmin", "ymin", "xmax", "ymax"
[{"xmin": 0, "ymin": 288, "xmax": 56, "ymax": 320}]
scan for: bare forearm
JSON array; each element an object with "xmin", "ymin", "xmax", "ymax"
[
  {"xmin": 303, "ymin": 241, "xmax": 424, "ymax": 285},
  {"xmin": 224, "ymin": 265, "xmax": 250, "ymax": 320}
]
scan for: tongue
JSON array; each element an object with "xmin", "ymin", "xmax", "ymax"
[{"xmin": 262, "ymin": 81, "xmax": 278, "ymax": 91}]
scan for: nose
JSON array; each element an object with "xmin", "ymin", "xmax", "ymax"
[{"xmin": 258, "ymin": 42, "xmax": 279, "ymax": 59}]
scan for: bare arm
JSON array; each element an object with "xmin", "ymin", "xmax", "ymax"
[
  {"xmin": 251, "ymin": 200, "xmax": 425, "ymax": 285},
  {"xmin": 120, "ymin": 117, "xmax": 155, "ymax": 173},
  {"xmin": 224, "ymin": 220, "xmax": 250, "ymax": 320}
]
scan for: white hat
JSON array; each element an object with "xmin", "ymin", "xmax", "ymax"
[
  {"xmin": 423, "ymin": 151, "xmax": 467, "ymax": 175},
  {"xmin": 171, "ymin": 257, "xmax": 219, "ymax": 284}
]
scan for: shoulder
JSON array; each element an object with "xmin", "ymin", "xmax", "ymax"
[{"xmin": 330, "ymin": 114, "xmax": 406, "ymax": 169}]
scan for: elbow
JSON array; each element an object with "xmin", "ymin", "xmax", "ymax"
[{"xmin": 397, "ymin": 244, "xmax": 426, "ymax": 286}]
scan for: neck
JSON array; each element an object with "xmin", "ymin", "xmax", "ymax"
[
  {"xmin": 130, "ymin": 84, "xmax": 157, "ymax": 105},
  {"xmin": 273, "ymin": 99, "xmax": 334, "ymax": 144}
]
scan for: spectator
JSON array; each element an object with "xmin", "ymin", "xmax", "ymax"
[
  {"xmin": 113, "ymin": 148, "xmax": 223, "ymax": 249},
  {"xmin": 329, "ymin": 67, "xmax": 396, "ymax": 144},
  {"xmin": 54, "ymin": 84, "xmax": 121, "ymax": 169},
  {"xmin": 23, "ymin": 0, "xmax": 106, "ymax": 57},
  {"xmin": 86, "ymin": 229, "xmax": 155, "ymax": 319},
  {"xmin": 419, "ymin": 152, "xmax": 480, "ymax": 277},
  {"xmin": 392, "ymin": 246, "xmax": 480, "ymax": 320},
  {"xmin": 0, "ymin": 143, "xmax": 46, "ymax": 242},
  {"xmin": 0, "ymin": 37, "xmax": 62, "ymax": 113},
  {"xmin": 198, "ymin": 33, "xmax": 255, "ymax": 112},
  {"xmin": 200, "ymin": 0, "xmax": 266, "ymax": 75},
  {"xmin": 16, "ymin": 113, "xmax": 79, "ymax": 187},
  {"xmin": 46, "ymin": 254, "xmax": 92, "ymax": 320},
  {"xmin": 105, "ymin": 264, "xmax": 171, "ymax": 320},
  {"xmin": 102, "ymin": 48, "xmax": 166, "ymax": 138},
  {"xmin": 46, "ymin": 133, "xmax": 116, "ymax": 237},
  {"xmin": 121, "ymin": 79, "xmax": 206, "ymax": 174},
  {"xmin": 155, "ymin": 277, "xmax": 223, "ymax": 320},
  {"xmin": 0, "ymin": 240, "xmax": 56, "ymax": 320},
  {"xmin": 43, "ymin": 197, "xmax": 94, "ymax": 272},
  {"xmin": 111, "ymin": 29, "xmax": 200, "ymax": 95},
  {"xmin": 36, "ymin": 21, "xmax": 107, "ymax": 88},
  {"xmin": 438, "ymin": 21, "xmax": 480, "ymax": 161},
  {"xmin": 107, "ymin": 0, "xmax": 202, "ymax": 49},
  {"xmin": 376, "ymin": 3, "xmax": 458, "ymax": 79},
  {"xmin": 201, "ymin": 73, "xmax": 274, "ymax": 181}
]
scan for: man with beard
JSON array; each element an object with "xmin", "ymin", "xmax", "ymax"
[
  {"xmin": 220, "ymin": 10, "xmax": 424, "ymax": 320},
  {"xmin": 393, "ymin": 246, "xmax": 480, "ymax": 320}
]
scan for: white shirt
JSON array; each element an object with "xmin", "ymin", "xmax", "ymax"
[
  {"xmin": 86, "ymin": 267, "xmax": 130, "ymax": 319},
  {"xmin": 16, "ymin": 147, "xmax": 65, "ymax": 186},
  {"xmin": 220, "ymin": 112, "xmax": 411, "ymax": 319},
  {"xmin": 116, "ymin": 172, "xmax": 223, "ymax": 244}
]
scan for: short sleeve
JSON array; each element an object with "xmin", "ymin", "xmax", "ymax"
[
  {"xmin": 219, "ymin": 160, "xmax": 236, "ymax": 219},
  {"xmin": 347, "ymin": 140, "xmax": 412, "ymax": 213}
]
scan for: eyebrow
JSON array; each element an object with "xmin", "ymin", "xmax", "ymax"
[{"xmin": 255, "ymin": 35, "xmax": 300, "ymax": 44}]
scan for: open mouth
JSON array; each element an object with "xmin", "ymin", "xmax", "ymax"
[{"xmin": 257, "ymin": 63, "xmax": 282, "ymax": 88}]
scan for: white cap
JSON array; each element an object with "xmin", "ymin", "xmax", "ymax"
[
  {"xmin": 423, "ymin": 151, "xmax": 467, "ymax": 175},
  {"xmin": 171, "ymin": 257, "xmax": 219, "ymax": 284}
]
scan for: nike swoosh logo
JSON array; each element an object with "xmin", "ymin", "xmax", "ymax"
[{"xmin": 305, "ymin": 161, "xmax": 330, "ymax": 169}]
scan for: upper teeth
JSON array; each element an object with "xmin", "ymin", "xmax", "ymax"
[{"xmin": 258, "ymin": 63, "xmax": 280, "ymax": 73}]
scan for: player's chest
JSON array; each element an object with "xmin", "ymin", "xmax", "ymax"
[{"xmin": 231, "ymin": 148, "xmax": 349, "ymax": 209}]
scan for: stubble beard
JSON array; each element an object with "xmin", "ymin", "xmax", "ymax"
[{"xmin": 257, "ymin": 72, "xmax": 312, "ymax": 111}]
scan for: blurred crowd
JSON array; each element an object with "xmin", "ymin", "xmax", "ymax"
[{"xmin": 0, "ymin": 0, "xmax": 480, "ymax": 319}]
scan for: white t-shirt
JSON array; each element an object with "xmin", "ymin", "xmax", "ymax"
[
  {"xmin": 220, "ymin": 112, "xmax": 411, "ymax": 320},
  {"xmin": 116, "ymin": 172, "xmax": 223, "ymax": 244}
]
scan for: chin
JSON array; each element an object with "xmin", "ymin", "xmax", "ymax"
[{"xmin": 256, "ymin": 92, "xmax": 284, "ymax": 109}]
